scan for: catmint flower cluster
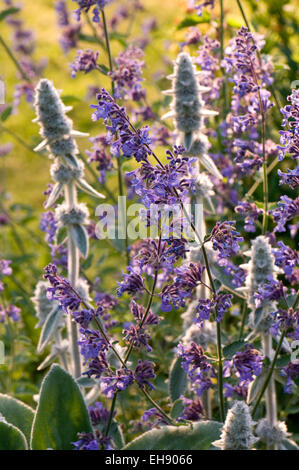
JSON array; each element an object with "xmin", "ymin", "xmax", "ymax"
[
  {"xmin": 195, "ymin": 293, "xmax": 233, "ymax": 326},
  {"xmin": 70, "ymin": 49, "xmax": 99, "ymax": 77},
  {"xmin": 55, "ymin": 1, "xmax": 81, "ymax": 53},
  {"xmin": 270, "ymin": 196, "xmax": 299, "ymax": 233},
  {"xmin": 213, "ymin": 401, "xmax": 257, "ymax": 450},
  {"xmin": 91, "ymin": 88, "xmax": 152, "ymax": 161},
  {"xmin": 85, "ymin": 135, "xmax": 114, "ymax": 184},
  {"xmin": 278, "ymin": 88, "xmax": 299, "ymax": 163},
  {"xmin": 222, "ymin": 27, "xmax": 275, "ymax": 174},
  {"xmin": 224, "ymin": 345, "xmax": 263, "ymax": 391},
  {"xmin": 73, "ymin": 0, "xmax": 113, "ymax": 22},
  {"xmin": 176, "ymin": 342, "xmax": 216, "ymax": 396},
  {"xmin": 111, "ymin": 46, "xmax": 145, "ymax": 101},
  {"xmin": 210, "ymin": 221, "xmax": 243, "ymax": 261},
  {"xmin": 3, "ymin": 1, "xmax": 47, "ymax": 112}
]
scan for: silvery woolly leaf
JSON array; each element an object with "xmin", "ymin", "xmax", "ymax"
[
  {"xmin": 170, "ymin": 399, "xmax": 185, "ymax": 420},
  {"xmin": 69, "ymin": 223, "xmax": 89, "ymax": 258},
  {"xmin": 124, "ymin": 421, "xmax": 222, "ymax": 450},
  {"xmin": 62, "ymin": 153, "xmax": 79, "ymax": 169},
  {"xmin": 37, "ymin": 306, "xmax": 64, "ymax": 353},
  {"xmin": 169, "ymin": 356, "xmax": 188, "ymax": 402},
  {"xmin": 247, "ymin": 369, "xmax": 268, "ymax": 404},
  {"xmin": 44, "ymin": 182, "xmax": 64, "ymax": 209},
  {"xmin": 184, "ymin": 131, "xmax": 193, "ymax": 151},
  {"xmin": 56, "ymin": 225, "xmax": 68, "ymax": 245},
  {"xmin": 31, "ymin": 365, "xmax": 92, "ymax": 450},
  {"xmin": 76, "ymin": 178, "xmax": 105, "ymax": 199},
  {"xmin": 0, "ymin": 394, "xmax": 34, "ymax": 445},
  {"xmin": 198, "ymin": 153, "xmax": 222, "ymax": 180},
  {"xmin": 37, "ymin": 351, "xmax": 58, "ymax": 371},
  {"xmin": 280, "ymin": 438, "xmax": 299, "ymax": 450},
  {"xmin": 70, "ymin": 129, "xmax": 89, "ymax": 137},
  {"xmin": 0, "ymin": 421, "xmax": 27, "ymax": 450},
  {"xmin": 34, "ymin": 139, "xmax": 48, "ymax": 152}
]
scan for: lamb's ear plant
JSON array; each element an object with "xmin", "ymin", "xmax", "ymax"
[
  {"xmin": 33, "ymin": 79, "xmax": 105, "ymax": 378},
  {"xmin": 240, "ymin": 236, "xmax": 280, "ymax": 430},
  {"xmin": 213, "ymin": 401, "xmax": 257, "ymax": 450},
  {"xmin": 162, "ymin": 51, "xmax": 221, "ymax": 179}
]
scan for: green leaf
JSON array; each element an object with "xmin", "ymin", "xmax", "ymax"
[
  {"xmin": 247, "ymin": 370, "xmax": 267, "ymax": 404},
  {"xmin": 37, "ymin": 306, "xmax": 63, "ymax": 353},
  {"xmin": 226, "ymin": 16, "xmax": 243, "ymax": 28},
  {"xmin": 169, "ymin": 357, "xmax": 188, "ymax": 402},
  {"xmin": 77, "ymin": 178, "xmax": 105, "ymax": 199},
  {"xmin": 69, "ymin": 224, "xmax": 89, "ymax": 258},
  {"xmin": 124, "ymin": 421, "xmax": 222, "ymax": 450},
  {"xmin": 281, "ymin": 438, "xmax": 299, "ymax": 450},
  {"xmin": 0, "ymin": 421, "xmax": 27, "ymax": 450},
  {"xmin": 76, "ymin": 376, "xmax": 96, "ymax": 388},
  {"xmin": 44, "ymin": 182, "xmax": 64, "ymax": 209},
  {"xmin": 223, "ymin": 340, "xmax": 245, "ymax": 359},
  {"xmin": 110, "ymin": 32, "xmax": 128, "ymax": 47},
  {"xmin": 0, "ymin": 7, "xmax": 20, "ymax": 22},
  {"xmin": 81, "ymin": 253, "xmax": 94, "ymax": 270},
  {"xmin": 37, "ymin": 351, "xmax": 57, "ymax": 371},
  {"xmin": 170, "ymin": 399, "xmax": 184, "ymax": 420},
  {"xmin": 110, "ymin": 421, "xmax": 125, "ymax": 449},
  {"xmin": 98, "ymin": 64, "xmax": 109, "ymax": 75},
  {"xmin": 56, "ymin": 225, "xmax": 68, "ymax": 246},
  {"xmin": 209, "ymin": 263, "xmax": 246, "ymax": 299},
  {"xmin": 177, "ymin": 12, "xmax": 210, "ymax": 30},
  {"xmin": 0, "ymin": 394, "xmax": 34, "ymax": 444},
  {"xmin": 1, "ymin": 106, "xmax": 12, "ymax": 122},
  {"xmin": 31, "ymin": 364, "xmax": 92, "ymax": 450},
  {"xmin": 61, "ymin": 95, "xmax": 81, "ymax": 105},
  {"xmin": 78, "ymin": 33, "xmax": 102, "ymax": 44}
]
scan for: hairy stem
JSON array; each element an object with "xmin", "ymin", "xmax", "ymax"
[
  {"xmin": 0, "ymin": 35, "xmax": 32, "ymax": 83},
  {"xmin": 65, "ymin": 182, "xmax": 81, "ymax": 378},
  {"xmin": 106, "ymin": 236, "xmax": 161, "ymax": 436},
  {"xmin": 252, "ymin": 291, "xmax": 299, "ymax": 416},
  {"xmin": 101, "ymin": 9, "xmax": 129, "ymax": 264},
  {"xmin": 261, "ymin": 333, "xmax": 277, "ymax": 429},
  {"xmin": 252, "ymin": 330, "xmax": 285, "ymax": 417},
  {"xmin": 141, "ymin": 387, "xmax": 175, "ymax": 425}
]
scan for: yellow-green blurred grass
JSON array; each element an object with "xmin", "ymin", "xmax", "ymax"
[
  {"xmin": 1, "ymin": 0, "xmax": 298, "ymax": 212},
  {"xmin": 0, "ymin": 0, "xmax": 184, "ymax": 209}
]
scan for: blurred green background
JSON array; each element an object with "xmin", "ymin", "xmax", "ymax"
[{"xmin": 0, "ymin": 0, "xmax": 298, "ymax": 434}]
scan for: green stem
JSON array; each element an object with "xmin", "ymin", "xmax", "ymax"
[
  {"xmin": 0, "ymin": 124, "xmax": 39, "ymax": 155},
  {"xmin": 101, "ymin": 10, "xmax": 114, "ymax": 94},
  {"xmin": 220, "ymin": 0, "xmax": 228, "ymax": 114},
  {"xmin": 105, "ymin": 393, "xmax": 117, "ymax": 436},
  {"xmin": 106, "ymin": 237, "xmax": 161, "ymax": 437},
  {"xmin": 238, "ymin": 300, "xmax": 247, "ymax": 340},
  {"xmin": 261, "ymin": 115, "xmax": 268, "ymax": 234},
  {"xmin": 252, "ymin": 330, "xmax": 285, "ymax": 417},
  {"xmin": 261, "ymin": 333, "xmax": 277, "ymax": 428},
  {"xmin": 236, "ymin": 0, "xmax": 250, "ymax": 29},
  {"xmin": 0, "ymin": 35, "xmax": 32, "ymax": 83},
  {"xmin": 216, "ymin": 322, "xmax": 225, "ymax": 422},
  {"xmin": 101, "ymin": 9, "xmax": 129, "ymax": 264},
  {"xmin": 141, "ymin": 387, "xmax": 175, "ymax": 425},
  {"xmin": 79, "ymin": 152, "xmax": 117, "ymax": 203},
  {"xmin": 245, "ymin": 157, "xmax": 278, "ymax": 199},
  {"xmin": 65, "ymin": 183, "xmax": 81, "ymax": 378}
]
